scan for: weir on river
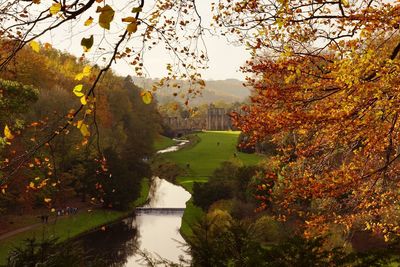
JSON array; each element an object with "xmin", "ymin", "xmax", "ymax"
[
  {"xmin": 135, "ymin": 207, "xmax": 186, "ymax": 214},
  {"xmin": 75, "ymin": 139, "xmax": 192, "ymax": 266}
]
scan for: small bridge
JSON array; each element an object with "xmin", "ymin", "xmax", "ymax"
[{"xmin": 135, "ymin": 207, "xmax": 186, "ymax": 214}]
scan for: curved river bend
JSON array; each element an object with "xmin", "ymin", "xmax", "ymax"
[{"xmin": 75, "ymin": 140, "xmax": 191, "ymax": 266}]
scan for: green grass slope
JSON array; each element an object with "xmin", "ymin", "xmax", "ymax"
[
  {"xmin": 153, "ymin": 135, "xmax": 176, "ymax": 151},
  {"xmin": 161, "ymin": 131, "xmax": 263, "ymax": 236}
]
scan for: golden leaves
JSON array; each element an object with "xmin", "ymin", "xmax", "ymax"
[
  {"xmin": 131, "ymin": 7, "xmax": 142, "ymax": 13},
  {"xmin": 4, "ymin": 125, "xmax": 14, "ymax": 140},
  {"xmin": 84, "ymin": 17, "xmax": 94, "ymax": 26},
  {"xmin": 122, "ymin": 17, "xmax": 136, "ymax": 23},
  {"xmin": 75, "ymin": 66, "xmax": 92, "ymax": 80},
  {"xmin": 341, "ymin": 0, "xmax": 350, "ymax": 8},
  {"xmin": 49, "ymin": 3, "xmax": 61, "ymax": 15},
  {"xmin": 122, "ymin": 17, "xmax": 138, "ymax": 34},
  {"xmin": 127, "ymin": 22, "xmax": 137, "ymax": 34},
  {"xmin": 30, "ymin": 41, "xmax": 40, "ymax": 53},
  {"xmin": 73, "ymin": 84, "xmax": 84, "ymax": 97},
  {"xmin": 97, "ymin": 5, "xmax": 115, "ymax": 30},
  {"xmin": 141, "ymin": 91, "xmax": 153, "ymax": 104},
  {"xmin": 77, "ymin": 120, "xmax": 90, "ymax": 137},
  {"xmin": 80, "ymin": 96, "xmax": 87, "ymax": 105}
]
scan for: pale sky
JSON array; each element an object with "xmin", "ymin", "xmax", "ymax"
[{"xmin": 34, "ymin": 0, "xmax": 249, "ymax": 80}]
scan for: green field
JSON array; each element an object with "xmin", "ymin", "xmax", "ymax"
[
  {"xmin": 163, "ymin": 131, "xmax": 261, "ymax": 191},
  {"xmin": 161, "ymin": 131, "xmax": 263, "ymax": 236},
  {"xmin": 0, "ymin": 178, "xmax": 150, "ymax": 265}
]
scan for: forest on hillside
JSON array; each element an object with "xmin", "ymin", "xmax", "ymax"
[{"xmin": 0, "ymin": 46, "xmax": 161, "ymax": 216}]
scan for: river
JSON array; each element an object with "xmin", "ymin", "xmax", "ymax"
[{"xmin": 75, "ymin": 140, "xmax": 191, "ymax": 266}]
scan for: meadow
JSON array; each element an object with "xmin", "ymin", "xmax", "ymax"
[{"xmin": 161, "ymin": 131, "xmax": 262, "ymax": 236}]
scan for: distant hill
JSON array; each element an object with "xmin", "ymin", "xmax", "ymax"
[{"xmin": 132, "ymin": 77, "xmax": 251, "ymax": 105}]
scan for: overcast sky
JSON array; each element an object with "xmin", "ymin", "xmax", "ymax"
[{"xmin": 36, "ymin": 0, "xmax": 249, "ymax": 80}]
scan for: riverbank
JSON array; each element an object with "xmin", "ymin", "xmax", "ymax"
[
  {"xmin": 160, "ymin": 131, "xmax": 263, "ymax": 237},
  {"xmin": 0, "ymin": 135, "xmax": 180, "ymax": 264},
  {"xmin": 154, "ymin": 134, "xmax": 176, "ymax": 151},
  {"xmin": 0, "ymin": 177, "xmax": 150, "ymax": 266}
]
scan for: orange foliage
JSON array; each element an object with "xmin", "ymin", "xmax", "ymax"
[{"xmin": 227, "ymin": 1, "xmax": 400, "ymax": 240}]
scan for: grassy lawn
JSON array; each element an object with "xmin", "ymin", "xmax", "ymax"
[
  {"xmin": 161, "ymin": 131, "xmax": 263, "ymax": 237},
  {"xmin": 0, "ymin": 178, "xmax": 150, "ymax": 265},
  {"xmin": 163, "ymin": 131, "xmax": 261, "ymax": 180},
  {"xmin": 153, "ymin": 134, "xmax": 175, "ymax": 151}
]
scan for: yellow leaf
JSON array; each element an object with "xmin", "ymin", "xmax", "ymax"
[
  {"xmin": 80, "ymin": 96, "xmax": 87, "ymax": 105},
  {"xmin": 77, "ymin": 120, "xmax": 83, "ymax": 129},
  {"xmin": 30, "ymin": 41, "xmax": 40, "ymax": 53},
  {"xmin": 82, "ymin": 66, "xmax": 91, "ymax": 76},
  {"xmin": 50, "ymin": 3, "xmax": 61, "ymax": 15},
  {"xmin": 75, "ymin": 73, "xmax": 84, "ymax": 81},
  {"xmin": 341, "ymin": 0, "xmax": 350, "ymax": 7},
  {"xmin": 4, "ymin": 125, "xmax": 14, "ymax": 140},
  {"xmin": 141, "ymin": 91, "xmax": 153, "ymax": 104},
  {"xmin": 44, "ymin": 197, "xmax": 52, "ymax": 203},
  {"xmin": 97, "ymin": 5, "xmax": 115, "ymax": 30},
  {"xmin": 84, "ymin": 16, "xmax": 94, "ymax": 26},
  {"xmin": 122, "ymin": 17, "xmax": 136, "ymax": 23},
  {"xmin": 384, "ymin": 235, "xmax": 390, "ymax": 242},
  {"xmin": 29, "ymin": 182, "xmax": 35, "ymax": 189},
  {"xmin": 73, "ymin": 84, "xmax": 84, "ymax": 97},
  {"xmin": 79, "ymin": 123, "xmax": 90, "ymax": 137},
  {"xmin": 198, "ymin": 79, "xmax": 206, "ymax": 87},
  {"xmin": 127, "ymin": 21, "xmax": 137, "ymax": 34},
  {"xmin": 131, "ymin": 7, "xmax": 142, "ymax": 13},
  {"xmin": 73, "ymin": 90, "xmax": 83, "ymax": 98}
]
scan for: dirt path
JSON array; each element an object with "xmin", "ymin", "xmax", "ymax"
[
  {"xmin": 0, "ymin": 222, "xmax": 43, "ymax": 241},
  {"xmin": 0, "ymin": 217, "xmax": 62, "ymax": 241}
]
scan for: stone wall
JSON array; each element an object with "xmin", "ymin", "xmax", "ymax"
[
  {"xmin": 206, "ymin": 105, "xmax": 231, "ymax": 130},
  {"xmin": 163, "ymin": 104, "xmax": 233, "ymax": 132}
]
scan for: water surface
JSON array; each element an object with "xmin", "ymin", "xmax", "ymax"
[{"xmin": 76, "ymin": 140, "xmax": 191, "ymax": 266}]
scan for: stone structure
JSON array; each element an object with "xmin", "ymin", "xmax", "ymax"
[
  {"xmin": 163, "ymin": 104, "xmax": 233, "ymax": 135},
  {"xmin": 206, "ymin": 104, "xmax": 231, "ymax": 130}
]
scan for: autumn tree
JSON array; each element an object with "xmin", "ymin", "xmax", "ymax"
[
  {"xmin": 224, "ymin": 0, "xmax": 400, "ymax": 240},
  {"xmin": 0, "ymin": 0, "xmax": 209, "ymax": 189}
]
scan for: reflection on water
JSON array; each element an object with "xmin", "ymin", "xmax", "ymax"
[
  {"xmin": 125, "ymin": 213, "xmax": 189, "ymax": 265},
  {"xmin": 75, "ymin": 176, "xmax": 191, "ymax": 266},
  {"xmin": 76, "ymin": 218, "xmax": 138, "ymax": 267},
  {"xmin": 147, "ymin": 177, "xmax": 191, "ymax": 208}
]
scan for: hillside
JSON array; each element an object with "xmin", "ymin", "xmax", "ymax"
[{"xmin": 132, "ymin": 77, "xmax": 251, "ymax": 105}]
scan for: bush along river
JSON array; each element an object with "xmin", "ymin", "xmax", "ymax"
[{"xmin": 72, "ymin": 140, "xmax": 191, "ymax": 266}]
